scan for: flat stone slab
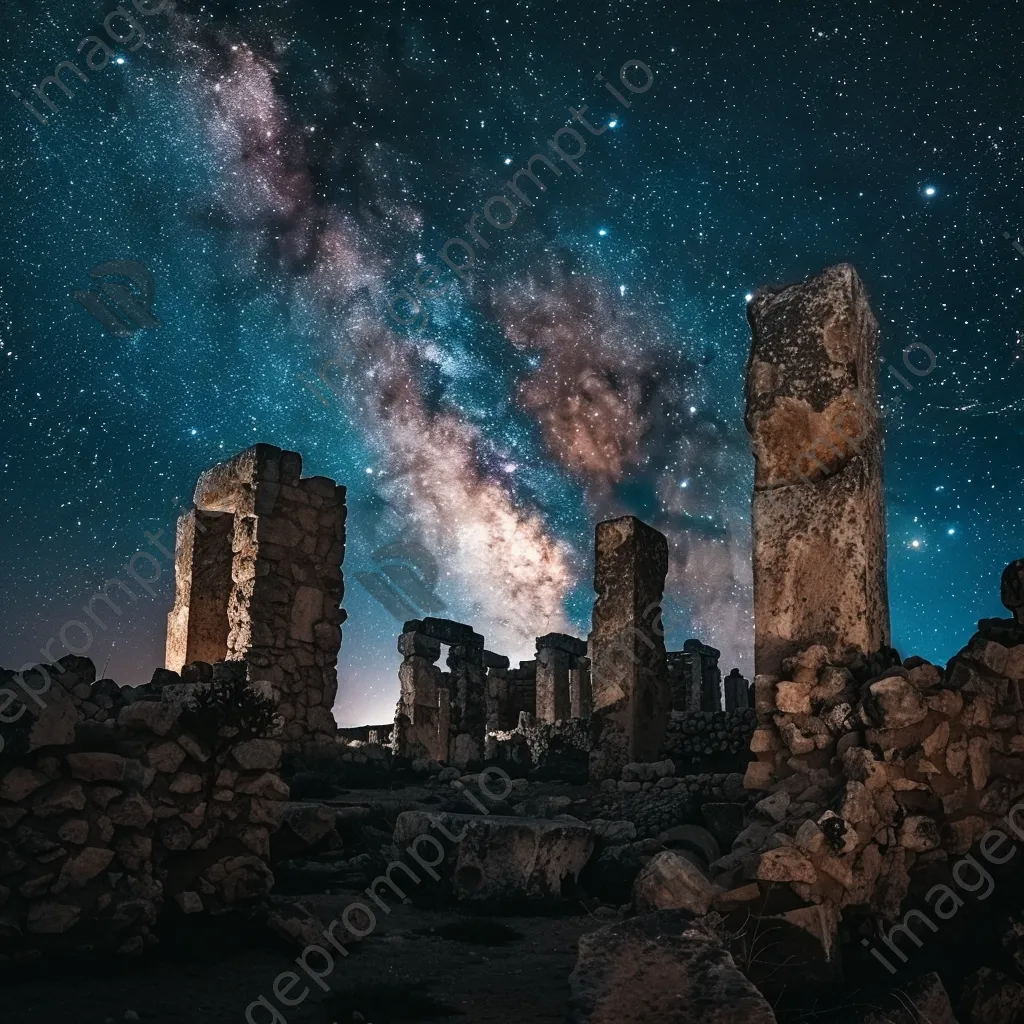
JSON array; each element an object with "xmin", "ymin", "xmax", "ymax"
[
  {"xmin": 393, "ymin": 811, "xmax": 594, "ymax": 903},
  {"xmin": 568, "ymin": 910, "xmax": 777, "ymax": 1024}
]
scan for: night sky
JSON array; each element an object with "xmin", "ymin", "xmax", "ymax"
[{"xmin": 0, "ymin": 0, "xmax": 1021, "ymax": 726}]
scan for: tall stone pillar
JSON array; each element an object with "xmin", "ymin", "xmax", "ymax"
[
  {"xmin": 394, "ymin": 629, "xmax": 448, "ymax": 762},
  {"xmin": 684, "ymin": 639, "xmax": 722, "ymax": 711},
  {"xmin": 166, "ymin": 444, "xmax": 346, "ymax": 749},
  {"xmin": 448, "ymin": 642, "xmax": 486, "ymax": 766},
  {"xmin": 587, "ymin": 516, "xmax": 669, "ymax": 779},
  {"xmin": 746, "ymin": 264, "xmax": 890, "ymax": 677},
  {"xmin": 724, "ymin": 668, "xmax": 751, "ymax": 711}
]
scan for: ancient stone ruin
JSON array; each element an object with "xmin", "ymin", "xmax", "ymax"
[
  {"xmin": 6, "ymin": 263, "xmax": 1024, "ymax": 1024},
  {"xmin": 166, "ymin": 444, "xmax": 346, "ymax": 750},
  {"xmin": 746, "ymin": 263, "xmax": 890, "ymax": 676}
]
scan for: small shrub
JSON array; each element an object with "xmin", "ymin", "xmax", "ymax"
[{"xmin": 180, "ymin": 676, "xmax": 277, "ymax": 753}]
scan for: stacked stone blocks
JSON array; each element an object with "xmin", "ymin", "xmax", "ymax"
[{"xmin": 165, "ymin": 444, "xmax": 346, "ymax": 750}]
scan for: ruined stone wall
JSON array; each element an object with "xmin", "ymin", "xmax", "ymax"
[
  {"xmin": 166, "ymin": 444, "xmax": 346, "ymax": 751},
  {"xmin": 597, "ymin": 761, "xmax": 749, "ymax": 840},
  {"xmin": 393, "ymin": 617, "xmax": 488, "ymax": 767},
  {"xmin": 0, "ymin": 656, "xmax": 286, "ymax": 965},
  {"xmin": 728, "ymin": 609, "xmax": 1024, "ymax": 957},
  {"xmin": 662, "ymin": 708, "xmax": 757, "ymax": 770}
]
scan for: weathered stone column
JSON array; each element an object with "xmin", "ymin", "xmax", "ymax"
[
  {"xmin": 394, "ymin": 629, "xmax": 448, "ymax": 762},
  {"xmin": 569, "ymin": 656, "xmax": 592, "ymax": 719},
  {"xmin": 685, "ymin": 638, "xmax": 722, "ymax": 711},
  {"xmin": 724, "ymin": 668, "xmax": 751, "ymax": 711},
  {"xmin": 166, "ymin": 509, "xmax": 234, "ymax": 672},
  {"xmin": 535, "ymin": 633, "xmax": 587, "ymax": 723},
  {"xmin": 745, "ymin": 264, "xmax": 890, "ymax": 676},
  {"xmin": 587, "ymin": 515, "xmax": 670, "ymax": 779},
  {"xmin": 448, "ymin": 641, "xmax": 486, "ymax": 765}
]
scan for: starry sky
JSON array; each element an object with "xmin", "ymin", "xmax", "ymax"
[{"xmin": 0, "ymin": 0, "xmax": 1021, "ymax": 726}]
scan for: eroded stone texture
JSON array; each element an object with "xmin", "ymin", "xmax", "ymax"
[
  {"xmin": 588, "ymin": 516, "xmax": 670, "ymax": 779},
  {"xmin": 165, "ymin": 510, "xmax": 234, "ymax": 672},
  {"xmin": 536, "ymin": 634, "xmax": 588, "ymax": 724},
  {"xmin": 569, "ymin": 911, "xmax": 777, "ymax": 1024},
  {"xmin": 745, "ymin": 264, "xmax": 890, "ymax": 675},
  {"xmin": 165, "ymin": 444, "xmax": 346, "ymax": 749},
  {"xmin": 393, "ymin": 617, "xmax": 487, "ymax": 766},
  {"xmin": 394, "ymin": 810, "xmax": 595, "ymax": 904}
]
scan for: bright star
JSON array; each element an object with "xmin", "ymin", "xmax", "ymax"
[
  {"xmin": 504, "ymin": 158, "xmax": 512, "ymax": 165},
  {"xmin": 947, "ymin": 528, "xmax": 955, "ymax": 535},
  {"xmin": 115, "ymin": 57, "xmax": 125, "ymax": 65},
  {"xmin": 911, "ymin": 539, "xmax": 921, "ymax": 548},
  {"xmin": 924, "ymin": 185, "xmax": 937, "ymax": 197},
  {"xmin": 608, "ymin": 120, "xmax": 618, "ymax": 128},
  {"xmin": 598, "ymin": 229, "xmax": 607, "ymax": 236},
  {"xmin": 745, "ymin": 293, "xmax": 754, "ymax": 302}
]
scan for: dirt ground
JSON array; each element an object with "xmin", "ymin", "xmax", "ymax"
[{"xmin": 2, "ymin": 896, "xmax": 604, "ymax": 1024}]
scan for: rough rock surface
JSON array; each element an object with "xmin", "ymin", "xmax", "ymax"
[
  {"xmin": 633, "ymin": 850, "xmax": 720, "ymax": 915},
  {"xmin": 165, "ymin": 444, "xmax": 346, "ymax": 751},
  {"xmin": 568, "ymin": 910, "xmax": 777, "ymax": 1024},
  {"xmin": 393, "ymin": 811, "xmax": 594, "ymax": 903},
  {"xmin": 745, "ymin": 264, "xmax": 890, "ymax": 675},
  {"xmin": 588, "ymin": 516, "xmax": 670, "ymax": 779}
]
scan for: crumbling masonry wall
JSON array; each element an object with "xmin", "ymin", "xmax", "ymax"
[
  {"xmin": 0, "ymin": 656, "xmax": 286, "ymax": 965},
  {"xmin": 745, "ymin": 264, "xmax": 890, "ymax": 677},
  {"xmin": 165, "ymin": 445, "xmax": 346, "ymax": 750},
  {"xmin": 392, "ymin": 617, "xmax": 487, "ymax": 767}
]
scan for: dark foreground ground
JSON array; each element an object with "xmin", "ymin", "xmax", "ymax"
[{"xmin": 3, "ymin": 897, "xmax": 602, "ymax": 1024}]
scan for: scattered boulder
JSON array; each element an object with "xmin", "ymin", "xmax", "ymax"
[
  {"xmin": 633, "ymin": 850, "xmax": 720, "ymax": 915},
  {"xmin": 960, "ymin": 967, "xmax": 1024, "ymax": 1024},
  {"xmin": 393, "ymin": 811, "xmax": 594, "ymax": 905}
]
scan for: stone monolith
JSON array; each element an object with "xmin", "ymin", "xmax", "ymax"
[
  {"xmin": 745, "ymin": 264, "xmax": 890, "ymax": 676},
  {"xmin": 587, "ymin": 516, "xmax": 669, "ymax": 778}
]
